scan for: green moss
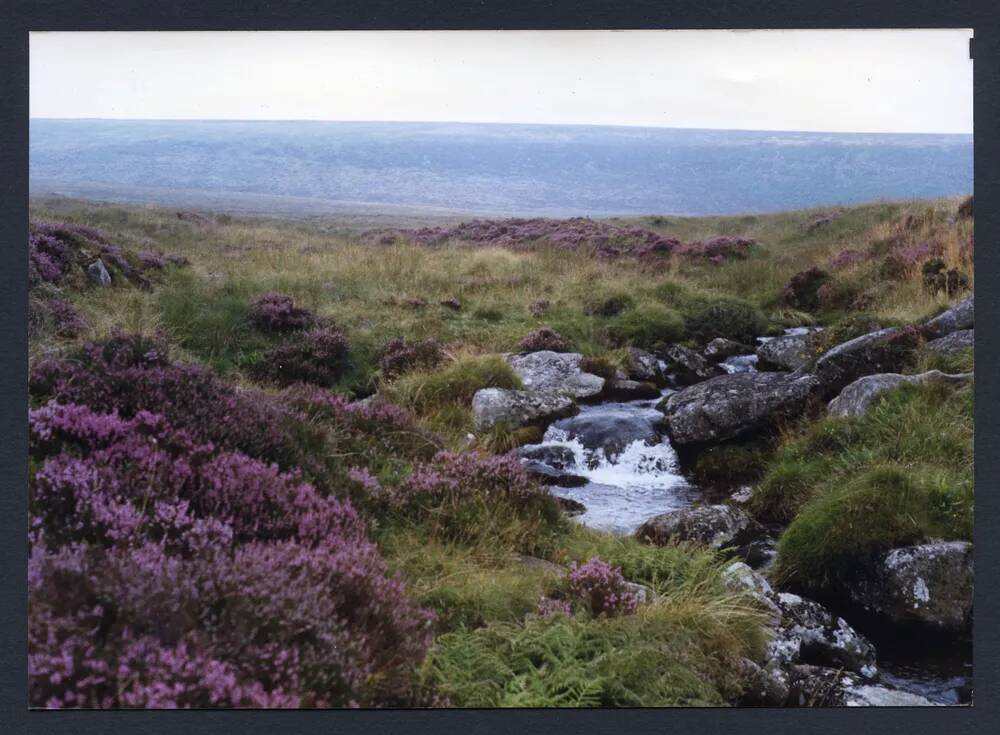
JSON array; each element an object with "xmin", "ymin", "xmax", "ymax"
[
  {"xmin": 605, "ymin": 304, "xmax": 685, "ymax": 348},
  {"xmin": 384, "ymin": 355, "xmax": 522, "ymax": 415},
  {"xmin": 684, "ymin": 298, "xmax": 768, "ymax": 344},
  {"xmin": 691, "ymin": 442, "xmax": 772, "ymax": 484}
]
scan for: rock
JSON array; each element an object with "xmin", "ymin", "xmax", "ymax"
[
  {"xmin": 626, "ymin": 347, "xmax": 666, "ymax": 384},
  {"xmin": 722, "ymin": 561, "xmax": 783, "ymax": 622},
  {"xmin": 636, "ymin": 504, "xmax": 766, "ymax": 556},
  {"xmin": 523, "ymin": 461, "xmax": 589, "ymax": 487},
  {"xmin": 730, "ymin": 486, "xmax": 754, "ymax": 505},
  {"xmin": 554, "ymin": 496, "xmax": 587, "ymax": 515},
  {"xmin": 517, "ymin": 444, "xmax": 577, "ymax": 471},
  {"xmin": 471, "ymin": 388, "xmax": 577, "ymax": 432},
  {"xmin": 506, "ymin": 351, "xmax": 605, "ymax": 399},
  {"xmin": 776, "ymin": 593, "xmax": 877, "ymax": 676},
  {"xmin": 549, "ymin": 411, "xmax": 661, "ymax": 460},
  {"xmin": 509, "ymin": 554, "xmax": 567, "ymax": 578},
  {"xmin": 827, "ymin": 371, "xmax": 973, "ymax": 418},
  {"xmin": 851, "ymin": 541, "xmax": 973, "ymax": 632},
  {"xmin": 787, "ymin": 665, "xmax": 937, "ymax": 707},
  {"xmin": 660, "ymin": 371, "xmax": 820, "ymax": 445},
  {"xmin": 756, "ymin": 333, "xmax": 811, "ymax": 372},
  {"xmin": 927, "ymin": 329, "xmax": 974, "ymax": 354},
  {"xmin": 813, "ymin": 327, "xmax": 921, "ymax": 396},
  {"xmin": 703, "ymin": 338, "xmax": 754, "ymax": 362},
  {"xmin": 738, "ymin": 657, "xmax": 790, "ymax": 706},
  {"xmin": 604, "ymin": 379, "xmax": 661, "ymax": 400},
  {"xmin": 86, "ymin": 258, "xmax": 112, "ymax": 287},
  {"xmin": 923, "ymin": 295, "xmax": 974, "ymax": 338},
  {"xmin": 660, "ymin": 344, "xmax": 719, "ymax": 385},
  {"xmin": 623, "ymin": 580, "xmax": 655, "ymax": 605}
]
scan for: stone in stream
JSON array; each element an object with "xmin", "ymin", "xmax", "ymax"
[
  {"xmin": 635, "ymin": 504, "xmax": 766, "ymax": 556},
  {"xmin": 517, "ymin": 444, "xmax": 577, "ymax": 471},
  {"xmin": 756, "ymin": 333, "xmax": 812, "ymax": 372},
  {"xmin": 703, "ymin": 338, "xmax": 754, "ymax": 362},
  {"xmin": 505, "ymin": 351, "xmax": 605, "ymax": 399},
  {"xmin": 850, "ymin": 541, "xmax": 973, "ymax": 633},
  {"xmin": 926, "ymin": 328, "xmax": 974, "ymax": 354},
  {"xmin": 660, "ymin": 344, "xmax": 719, "ymax": 385},
  {"xmin": 827, "ymin": 370, "xmax": 973, "ymax": 418},
  {"xmin": 548, "ymin": 410, "xmax": 662, "ymax": 460},
  {"xmin": 812, "ymin": 327, "xmax": 921, "ymax": 396},
  {"xmin": 659, "ymin": 371, "xmax": 820, "ymax": 445},
  {"xmin": 625, "ymin": 347, "xmax": 666, "ymax": 384},
  {"xmin": 521, "ymin": 461, "xmax": 589, "ymax": 488},
  {"xmin": 554, "ymin": 496, "xmax": 587, "ymax": 515},
  {"xmin": 471, "ymin": 388, "xmax": 577, "ymax": 432},
  {"xmin": 787, "ymin": 665, "xmax": 936, "ymax": 707},
  {"xmin": 922, "ymin": 295, "xmax": 974, "ymax": 339},
  {"xmin": 603, "ymin": 378, "xmax": 661, "ymax": 401}
]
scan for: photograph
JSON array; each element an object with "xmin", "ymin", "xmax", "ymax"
[{"xmin": 26, "ymin": 29, "xmax": 974, "ymax": 709}]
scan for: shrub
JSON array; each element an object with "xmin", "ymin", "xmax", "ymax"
[
  {"xmin": 249, "ymin": 292, "xmax": 317, "ymax": 333},
  {"xmin": 606, "ymin": 304, "xmax": 685, "ymax": 348},
  {"xmin": 781, "ymin": 267, "xmax": 832, "ymax": 311},
  {"xmin": 957, "ymin": 195, "xmax": 973, "ymax": 219},
  {"xmin": 256, "ymin": 326, "xmax": 350, "ymax": 388},
  {"xmin": 567, "ymin": 558, "xmax": 640, "ymax": 616},
  {"xmin": 921, "ymin": 259, "xmax": 970, "ymax": 297},
  {"xmin": 518, "ymin": 328, "xmax": 571, "ymax": 353},
  {"xmin": 684, "ymin": 299, "xmax": 768, "ymax": 344},
  {"xmin": 583, "ymin": 293, "xmax": 634, "ymax": 317}
]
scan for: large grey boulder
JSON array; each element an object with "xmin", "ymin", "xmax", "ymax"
[
  {"xmin": 660, "ymin": 371, "xmax": 820, "ymax": 445},
  {"xmin": 471, "ymin": 388, "xmax": 576, "ymax": 432},
  {"xmin": 927, "ymin": 329, "xmax": 974, "ymax": 355},
  {"xmin": 661, "ymin": 344, "xmax": 719, "ymax": 385},
  {"xmin": 813, "ymin": 327, "xmax": 920, "ymax": 396},
  {"xmin": 506, "ymin": 351, "xmax": 605, "ymax": 399},
  {"xmin": 517, "ymin": 444, "xmax": 577, "ymax": 471},
  {"xmin": 636, "ymin": 504, "xmax": 765, "ymax": 554},
  {"xmin": 850, "ymin": 541, "xmax": 973, "ymax": 633},
  {"xmin": 549, "ymin": 410, "xmax": 661, "ymax": 460},
  {"xmin": 923, "ymin": 295, "xmax": 974, "ymax": 339},
  {"xmin": 86, "ymin": 258, "xmax": 112, "ymax": 287},
  {"xmin": 787, "ymin": 665, "xmax": 937, "ymax": 707},
  {"xmin": 827, "ymin": 370, "xmax": 973, "ymax": 418},
  {"xmin": 757, "ymin": 333, "xmax": 812, "ymax": 372},
  {"xmin": 776, "ymin": 593, "xmax": 877, "ymax": 676}
]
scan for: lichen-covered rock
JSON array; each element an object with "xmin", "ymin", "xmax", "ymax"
[
  {"xmin": 660, "ymin": 344, "xmax": 719, "ymax": 385},
  {"xmin": 787, "ymin": 665, "xmax": 937, "ymax": 707},
  {"xmin": 86, "ymin": 258, "xmax": 112, "ymax": 287},
  {"xmin": 660, "ymin": 371, "xmax": 820, "ymax": 445},
  {"xmin": 813, "ymin": 327, "xmax": 921, "ymax": 396},
  {"xmin": 516, "ymin": 444, "xmax": 577, "ymax": 471},
  {"xmin": 926, "ymin": 329, "xmax": 974, "ymax": 355},
  {"xmin": 923, "ymin": 295, "xmax": 974, "ymax": 339},
  {"xmin": 827, "ymin": 370, "xmax": 973, "ymax": 418},
  {"xmin": 471, "ymin": 388, "xmax": 577, "ymax": 432},
  {"xmin": 505, "ymin": 351, "xmax": 605, "ymax": 399},
  {"xmin": 850, "ymin": 541, "xmax": 973, "ymax": 632},
  {"xmin": 776, "ymin": 593, "xmax": 877, "ymax": 676},
  {"xmin": 635, "ymin": 504, "xmax": 765, "ymax": 554},
  {"xmin": 625, "ymin": 347, "xmax": 666, "ymax": 384},
  {"xmin": 703, "ymin": 338, "xmax": 754, "ymax": 362},
  {"xmin": 756, "ymin": 333, "xmax": 811, "ymax": 372}
]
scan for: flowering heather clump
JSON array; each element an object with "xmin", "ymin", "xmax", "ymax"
[
  {"xmin": 249, "ymin": 292, "xmax": 317, "ymax": 333},
  {"xmin": 380, "ymin": 337, "xmax": 447, "ymax": 381},
  {"xmin": 257, "ymin": 326, "xmax": 350, "ymax": 387},
  {"xmin": 676, "ymin": 236, "xmax": 755, "ymax": 261},
  {"xmin": 518, "ymin": 327, "xmax": 571, "ymax": 353},
  {"xmin": 829, "ymin": 249, "xmax": 867, "ymax": 270},
  {"xmin": 529, "ymin": 299, "xmax": 550, "ymax": 317},
  {"xmin": 43, "ymin": 297, "xmax": 86, "ymax": 338},
  {"xmin": 138, "ymin": 251, "xmax": 167, "ymax": 269},
  {"xmin": 535, "ymin": 596, "xmax": 573, "ymax": 618},
  {"xmin": 28, "ymin": 399, "xmax": 435, "ymax": 708},
  {"xmin": 782, "ymin": 267, "xmax": 832, "ymax": 311},
  {"xmin": 29, "ymin": 233, "xmax": 75, "ymax": 285},
  {"xmin": 567, "ymin": 558, "xmax": 640, "ymax": 617},
  {"xmin": 881, "ymin": 240, "xmax": 944, "ymax": 279}
]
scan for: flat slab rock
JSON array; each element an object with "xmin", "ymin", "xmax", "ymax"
[
  {"xmin": 471, "ymin": 388, "xmax": 577, "ymax": 432},
  {"xmin": 827, "ymin": 370, "xmax": 973, "ymax": 418},
  {"xmin": 635, "ymin": 504, "xmax": 765, "ymax": 554},
  {"xmin": 660, "ymin": 370, "xmax": 820, "ymax": 445},
  {"xmin": 756, "ymin": 333, "xmax": 812, "ymax": 372},
  {"xmin": 851, "ymin": 541, "xmax": 973, "ymax": 633},
  {"xmin": 926, "ymin": 329, "xmax": 974, "ymax": 355},
  {"xmin": 813, "ymin": 327, "xmax": 921, "ymax": 396},
  {"xmin": 505, "ymin": 351, "xmax": 605, "ymax": 399},
  {"xmin": 788, "ymin": 665, "xmax": 936, "ymax": 707}
]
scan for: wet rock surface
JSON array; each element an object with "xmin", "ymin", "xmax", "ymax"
[
  {"xmin": 625, "ymin": 347, "xmax": 666, "ymax": 384},
  {"xmin": 703, "ymin": 338, "xmax": 754, "ymax": 362},
  {"xmin": 787, "ymin": 665, "xmax": 936, "ymax": 707},
  {"xmin": 827, "ymin": 370, "xmax": 973, "ymax": 418},
  {"xmin": 851, "ymin": 542, "xmax": 973, "ymax": 633},
  {"xmin": 660, "ymin": 371, "xmax": 820, "ymax": 445},
  {"xmin": 549, "ymin": 410, "xmax": 662, "ymax": 460},
  {"xmin": 660, "ymin": 344, "xmax": 719, "ymax": 385}
]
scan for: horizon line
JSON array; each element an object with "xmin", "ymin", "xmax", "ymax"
[{"xmin": 29, "ymin": 117, "xmax": 974, "ymax": 137}]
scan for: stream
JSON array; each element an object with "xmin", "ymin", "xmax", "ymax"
[{"xmin": 519, "ymin": 338, "xmax": 972, "ymax": 705}]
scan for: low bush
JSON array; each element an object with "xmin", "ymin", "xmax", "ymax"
[
  {"xmin": 518, "ymin": 327, "xmax": 572, "ymax": 353},
  {"xmin": 567, "ymin": 558, "xmax": 639, "ymax": 616},
  {"xmin": 255, "ymin": 326, "xmax": 350, "ymax": 387},
  {"xmin": 606, "ymin": 304, "xmax": 685, "ymax": 348},
  {"xmin": 249, "ymin": 292, "xmax": 317, "ymax": 333},
  {"xmin": 684, "ymin": 299, "xmax": 768, "ymax": 344},
  {"xmin": 380, "ymin": 337, "xmax": 447, "ymax": 381},
  {"xmin": 781, "ymin": 267, "xmax": 831, "ymax": 312}
]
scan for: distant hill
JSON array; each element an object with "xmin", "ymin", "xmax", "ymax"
[{"xmin": 29, "ymin": 119, "xmax": 972, "ymax": 217}]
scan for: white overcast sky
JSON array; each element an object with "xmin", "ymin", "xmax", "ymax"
[{"xmin": 30, "ymin": 30, "xmax": 973, "ymax": 134}]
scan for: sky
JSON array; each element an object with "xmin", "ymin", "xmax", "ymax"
[{"xmin": 30, "ymin": 30, "xmax": 973, "ymax": 134}]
